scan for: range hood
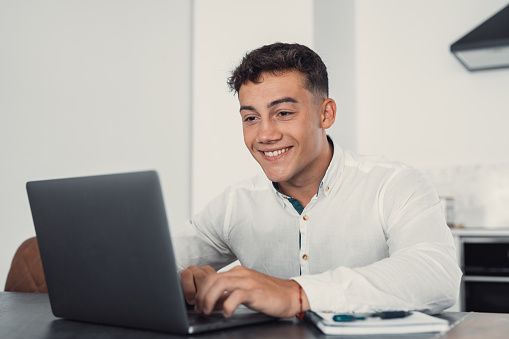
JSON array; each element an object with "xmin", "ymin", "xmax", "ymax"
[{"xmin": 450, "ymin": 4, "xmax": 509, "ymax": 71}]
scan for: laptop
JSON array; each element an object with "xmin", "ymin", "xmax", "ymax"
[{"xmin": 26, "ymin": 171, "xmax": 276, "ymax": 334}]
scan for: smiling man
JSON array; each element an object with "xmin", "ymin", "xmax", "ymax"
[
  {"xmin": 239, "ymin": 70, "xmax": 335, "ymax": 208},
  {"xmin": 174, "ymin": 43, "xmax": 461, "ymax": 319}
]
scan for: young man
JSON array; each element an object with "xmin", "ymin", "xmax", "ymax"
[{"xmin": 175, "ymin": 43, "xmax": 461, "ymax": 319}]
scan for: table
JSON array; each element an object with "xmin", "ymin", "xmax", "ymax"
[{"xmin": 1, "ymin": 292, "xmax": 508, "ymax": 338}]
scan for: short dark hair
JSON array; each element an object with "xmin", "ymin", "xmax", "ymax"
[{"xmin": 227, "ymin": 42, "xmax": 329, "ymax": 99}]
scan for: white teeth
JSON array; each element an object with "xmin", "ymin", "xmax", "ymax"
[{"xmin": 264, "ymin": 148, "xmax": 289, "ymax": 157}]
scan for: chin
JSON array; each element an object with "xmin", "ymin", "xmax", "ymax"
[
  {"xmin": 262, "ymin": 170, "xmax": 289, "ymax": 183},
  {"xmin": 255, "ymin": 158, "xmax": 291, "ymax": 183}
]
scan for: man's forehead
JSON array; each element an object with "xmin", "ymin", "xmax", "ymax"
[{"xmin": 238, "ymin": 71, "xmax": 309, "ymax": 103}]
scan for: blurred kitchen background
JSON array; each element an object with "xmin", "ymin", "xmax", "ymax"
[{"xmin": 1, "ymin": 0, "xmax": 509, "ymax": 311}]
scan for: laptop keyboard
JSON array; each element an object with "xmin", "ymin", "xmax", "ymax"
[
  {"xmin": 187, "ymin": 305, "xmax": 267, "ymax": 325},
  {"xmin": 187, "ymin": 310, "xmax": 236, "ymax": 325}
]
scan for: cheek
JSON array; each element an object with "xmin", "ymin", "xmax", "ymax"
[
  {"xmin": 243, "ymin": 127, "xmax": 256, "ymax": 148},
  {"xmin": 297, "ymin": 126, "xmax": 322, "ymax": 151}
]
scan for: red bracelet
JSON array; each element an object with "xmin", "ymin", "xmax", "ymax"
[{"xmin": 296, "ymin": 284, "xmax": 304, "ymax": 320}]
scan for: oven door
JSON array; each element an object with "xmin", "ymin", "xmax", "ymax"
[
  {"xmin": 464, "ymin": 277, "xmax": 509, "ymax": 312},
  {"xmin": 461, "ymin": 237, "xmax": 509, "ymax": 313}
]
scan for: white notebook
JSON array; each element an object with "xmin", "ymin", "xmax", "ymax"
[{"xmin": 306, "ymin": 311, "xmax": 449, "ymax": 335}]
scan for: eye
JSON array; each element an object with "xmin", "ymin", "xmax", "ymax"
[
  {"xmin": 243, "ymin": 116, "xmax": 258, "ymax": 123},
  {"xmin": 279, "ymin": 111, "xmax": 294, "ymax": 117}
]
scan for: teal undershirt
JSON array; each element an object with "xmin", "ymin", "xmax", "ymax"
[
  {"xmin": 272, "ymin": 182, "xmax": 304, "ymax": 215},
  {"xmin": 273, "ymin": 183, "xmax": 303, "ymax": 275},
  {"xmin": 272, "ymin": 182, "xmax": 303, "ymax": 271},
  {"xmin": 287, "ymin": 197, "xmax": 304, "ymax": 215}
]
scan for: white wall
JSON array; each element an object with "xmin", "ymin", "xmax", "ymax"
[
  {"xmin": 354, "ymin": 0, "xmax": 509, "ymax": 169},
  {"xmin": 314, "ymin": 0, "xmax": 357, "ymax": 152},
  {"xmin": 192, "ymin": 0, "xmax": 314, "ymax": 213},
  {"xmin": 315, "ymin": 0, "xmax": 509, "ymax": 168},
  {"xmin": 315, "ymin": 0, "xmax": 509, "ymax": 229},
  {"xmin": 0, "ymin": 0, "xmax": 192, "ymax": 287}
]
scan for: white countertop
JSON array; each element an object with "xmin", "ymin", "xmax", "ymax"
[{"xmin": 450, "ymin": 227, "xmax": 509, "ymax": 237}]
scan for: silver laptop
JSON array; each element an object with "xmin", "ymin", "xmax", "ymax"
[{"xmin": 26, "ymin": 171, "xmax": 276, "ymax": 334}]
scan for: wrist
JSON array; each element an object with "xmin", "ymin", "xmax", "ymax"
[{"xmin": 291, "ymin": 280, "xmax": 310, "ymax": 319}]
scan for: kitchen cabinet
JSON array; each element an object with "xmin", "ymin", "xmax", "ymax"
[{"xmin": 451, "ymin": 228, "xmax": 509, "ymax": 313}]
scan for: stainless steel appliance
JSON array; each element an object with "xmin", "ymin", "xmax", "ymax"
[{"xmin": 461, "ymin": 236, "xmax": 509, "ymax": 312}]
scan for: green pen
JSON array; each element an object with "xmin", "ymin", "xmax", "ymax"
[
  {"xmin": 332, "ymin": 314, "xmax": 366, "ymax": 322},
  {"xmin": 333, "ymin": 311, "xmax": 411, "ymax": 322}
]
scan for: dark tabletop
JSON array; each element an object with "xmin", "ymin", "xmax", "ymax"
[{"xmin": 0, "ymin": 292, "xmax": 468, "ymax": 339}]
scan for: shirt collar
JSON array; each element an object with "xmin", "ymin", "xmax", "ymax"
[
  {"xmin": 319, "ymin": 135, "xmax": 344, "ymax": 197},
  {"xmin": 272, "ymin": 182, "xmax": 291, "ymax": 209}
]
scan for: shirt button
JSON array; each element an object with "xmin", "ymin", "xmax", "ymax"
[
  {"xmin": 302, "ymin": 254, "xmax": 309, "ymax": 261},
  {"xmin": 303, "ymin": 214, "xmax": 309, "ymax": 221},
  {"xmin": 325, "ymin": 186, "xmax": 330, "ymax": 192}
]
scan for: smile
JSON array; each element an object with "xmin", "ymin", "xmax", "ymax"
[{"xmin": 263, "ymin": 147, "xmax": 290, "ymax": 157}]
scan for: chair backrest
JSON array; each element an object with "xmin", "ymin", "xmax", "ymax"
[{"xmin": 4, "ymin": 237, "xmax": 47, "ymax": 293}]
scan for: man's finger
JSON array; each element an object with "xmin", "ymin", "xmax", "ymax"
[
  {"xmin": 214, "ymin": 291, "xmax": 230, "ymax": 311},
  {"xmin": 201, "ymin": 265, "xmax": 216, "ymax": 274},
  {"xmin": 221, "ymin": 289, "xmax": 250, "ymax": 318},
  {"xmin": 189, "ymin": 265, "xmax": 215, "ymax": 282},
  {"xmin": 179, "ymin": 268, "xmax": 197, "ymax": 304},
  {"xmin": 195, "ymin": 273, "xmax": 231, "ymax": 314},
  {"xmin": 196, "ymin": 271, "xmax": 256, "ymax": 315}
]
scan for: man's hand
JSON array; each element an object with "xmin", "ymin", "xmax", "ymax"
[
  {"xmin": 181, "ymin": 265, "xmax": 310, "ymax": 318},
  {"xmin": 179, "ymin": 265, "xmax": 217, "ymax": 306}
]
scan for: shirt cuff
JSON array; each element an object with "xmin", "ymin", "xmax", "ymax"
[{"xmin": 291, "ymin": 271, "xmax": 349, "ymax": 312}]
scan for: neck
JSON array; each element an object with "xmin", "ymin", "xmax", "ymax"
[{"xmin": 278, "ymin": 139, "xmax": 333, "ymax": 208}]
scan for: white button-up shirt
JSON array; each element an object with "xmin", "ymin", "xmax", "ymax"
[{"xmin": 173, "ymin": 141, "xmax": 462, "ymax": 314}]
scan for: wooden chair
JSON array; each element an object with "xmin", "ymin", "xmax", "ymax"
[{"xmin": 4, "ymin": 237, "xmax": 47, "ymax": 293}]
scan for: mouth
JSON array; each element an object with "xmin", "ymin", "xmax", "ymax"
[{"xmin": 260, "ymin": 147, "xmax": 291, "ymax": 158}]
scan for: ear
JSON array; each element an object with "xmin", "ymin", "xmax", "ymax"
[{"xmin": 320, "ymin": 98, "xmax": 336, "ymax": 129}]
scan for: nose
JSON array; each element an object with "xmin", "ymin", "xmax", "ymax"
[{"xmin": 257, "ymin": 119, "xmax": 282, "ymax": 143}]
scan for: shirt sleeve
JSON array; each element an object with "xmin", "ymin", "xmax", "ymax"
[
  {"xmin": 292, "ymin": 167, "xmax": 463, "ymax": 314},
  {"xmin": 172, "ymin": 187, "xmax": 237, "ymax": 271}
]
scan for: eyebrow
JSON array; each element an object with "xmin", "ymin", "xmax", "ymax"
[
  {"xmin": 239, "ymin": 97, "xmax": 298, "ymax": 113},
  {"xmin": 268, "ymin": 97, "xmax": 298, "ymax": 108},
  {"xmin": 239, "ymin": 105, "xmax": 256, "ymax": 113}
]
